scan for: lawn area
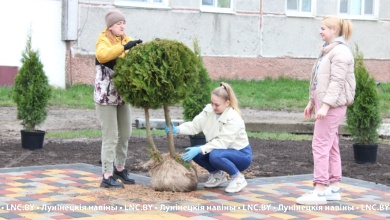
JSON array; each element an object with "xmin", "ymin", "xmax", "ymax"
[
  {"xmin": 1, "ymin": 78, "xmax": 389, "ymax": 142},
  {"xmin": 1, "ymin": 78, "xmax": 389, "ymax": 117}
]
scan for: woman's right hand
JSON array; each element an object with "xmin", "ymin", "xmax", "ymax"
[{"xmin": 304, "ymin": 101, "xmax": 314, "ymax": 119}]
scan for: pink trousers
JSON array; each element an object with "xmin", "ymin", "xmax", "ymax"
[{"xmin": 312, "ymin": 92, "xmax": 346, "ymax": 186}]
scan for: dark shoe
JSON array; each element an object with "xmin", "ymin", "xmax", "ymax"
[
  {"xmin": 113, "ymin": 168, "xmax": 135, "ymax": 184},
  {"xmin": 100, "ymin": 176, "xmax": 124, "ymax": 188}
]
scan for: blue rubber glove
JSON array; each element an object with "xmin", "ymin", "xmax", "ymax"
[
  {"xmin": 164, "ymin": 122, "xmax": 179, "ymax": 134},
  {"xmin": 181, "ymin": 146, "xmax": 201, "ymax": 162}
]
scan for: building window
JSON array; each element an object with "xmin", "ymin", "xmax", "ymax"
[
  {"xmin": 286, "ymin": 0, "xmax": 315, "ymax": 17},
  {"xmin": 114, "ymin": 0, "xmax": 170, "ymax": 9},
  {"xmin": 339, "ymin": 0, "xmax": 377, "ymax": 18},
  {"xmin": 200, "ymin": 0, "xmax": 233, "ymax": 13}
]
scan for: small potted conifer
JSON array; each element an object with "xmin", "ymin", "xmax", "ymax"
[
  {"xmin": 346, "ymin": 44, "xmax": 382, "ymax": 164},
  {"xmin": 13, "ymin": 34, "xmax": 51, "ymax": 150}
]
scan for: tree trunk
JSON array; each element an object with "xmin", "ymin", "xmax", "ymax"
[
  {"xmin": 144, "ymin": 107, "xmax": 158, "ymax": 153},
  {"xmin": 163, "ymin": 105, "xmax": 175, "ymax": 158}
]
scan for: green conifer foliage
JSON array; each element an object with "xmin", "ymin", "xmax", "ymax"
[
  {"xmin": 346, "ymin": 45, "xmax": 381, "ymax": 144},
  {"xmin": 182, "ymin": 39, "xmax": 212, "ymax": 122},
  {"xmin": 113, "ymin": 39, "xmax": 199, "ymax": 157},
  {"xmin": 114, "ymin": 39, "xmax": 199, "ymax": 109},
  {"xmin": 13, "ymin": 35, "xmax": 51, "ymax": 132}
]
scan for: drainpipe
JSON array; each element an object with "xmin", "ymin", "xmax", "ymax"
[
  {"xmin": 62, "ymin": 0, "xmax": 78, "ymax": 87},
  {"xmin": 259, "ymin": 0, "xmax": 263, "ymax": 57}
]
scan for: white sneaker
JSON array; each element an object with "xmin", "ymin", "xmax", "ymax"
[
  {"xmin": 296, "ymin": 191, "xmax": 327, "ymax": 205},
  {"xmin": 204, "ymin": 171, "xmax": 228, "ymax": 188},
  {"xmin": 325, "ymin": 187, "xmax": 341, "ymax": 201},
  {"xmin": 225, "ymin": 174, "xmax": 247, "ymax": 193}
]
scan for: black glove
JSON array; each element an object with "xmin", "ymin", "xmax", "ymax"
[{"xmin": 123, "ymin": 39, "xmax": 143, "ymax": 50}]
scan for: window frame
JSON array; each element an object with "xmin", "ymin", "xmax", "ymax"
[
  {"xmin": 285, "ymin": 0, "xmax": 316, "ymax": 17},
  {"xmin": 338, "ymin": 0, "xmax": 379, "ymax": 20},
  {"xmin": 114, "ymin": 0, "xmax": 170, "ymax": 10},
  {"xmin": 200, "ymin": 0, "xmax": 235, "ymax": 14}
]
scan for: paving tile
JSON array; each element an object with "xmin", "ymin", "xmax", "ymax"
[{"xmin": 0, "ymin": 163, "xmax": 389, "ymax": 219}]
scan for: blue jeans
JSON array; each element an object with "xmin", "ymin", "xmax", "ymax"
[{"xmin": 193, "ymin": 145, "xmax": 252, "ymax": 177}]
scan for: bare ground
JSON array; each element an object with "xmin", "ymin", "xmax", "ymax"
[{"xmin": 1, "ymin": 107, "xmax": 390, "ymax": 187}]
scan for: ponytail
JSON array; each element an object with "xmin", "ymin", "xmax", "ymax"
[
  {"xmin": 341, "ymin": 19, "xmax": 353, "ymax": 42},
  {"xmin": 212, "ymin": 82, "xmax": 241, "ymax": 116},
  {"xmin": 322, "ymin": 16, "xmax": 353, "ymax": 42}
]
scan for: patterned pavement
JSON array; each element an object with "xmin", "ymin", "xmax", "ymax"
[{"xmin": 0, "ymin": 163, "xmax": 389, "ymax": 220}]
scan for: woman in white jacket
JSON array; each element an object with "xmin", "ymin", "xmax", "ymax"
[
  {"xmin": 166, "ymin": 82, "xmax": 252, "ymax": 193},
  {"xmin": 296, "ymin": 16, "xmax": 355, "ymax": 205}
]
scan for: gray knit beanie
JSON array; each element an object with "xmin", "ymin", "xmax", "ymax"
[{"xmin": 105, "ymin": 9, "xmax": 126, "ymax": 27}]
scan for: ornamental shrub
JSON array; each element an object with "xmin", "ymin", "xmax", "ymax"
[
  {"xmin": 114, "ymin": 39, "xmax": 199, "ymax": 109},
  {"xmin": 13, "ymin": 34, "xmax": 51, "ymax": 132},
  {"xmin": 182, "ymin": 39, "xmax": 211, "ymax": 122},
  {"xmin": 346, "ymin": 45, "xmax": 381, "ymax": 144},
  {"xmin": 113, "ymin": 38, "xmax": 199, "ymax": 157}
]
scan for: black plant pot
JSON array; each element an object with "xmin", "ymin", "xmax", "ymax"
[
  {"xmin": 189, "ymin": 134, "xmax": 206, "ymax": 146},
  {"xmin": 21, "ymin": 130, "xmax": 45, "ymax": 150},
  {"xmin": 353, "ymin": 143, "xmax": 378, "ymax": 164}
]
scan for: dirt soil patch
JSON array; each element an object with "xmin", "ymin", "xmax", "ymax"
[
  {"xmin": 1, "ymin": 107, "xmax": 389, "ymax": 189},
  {"xmin": 1, "ymin": 137, "xmax": 390, "ymax": 187}
]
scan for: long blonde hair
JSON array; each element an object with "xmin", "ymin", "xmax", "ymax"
[
  {"xmin": 322, "ymin": 16, "xmax": 353, "ymax": 42},
  {"xmin": 212, "ymin": 82, "xmax": 241, "ymax": 115}
]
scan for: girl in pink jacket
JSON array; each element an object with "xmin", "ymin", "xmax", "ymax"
[{"xmin": 296, "ymin": 16, "xmax": 355, "ymax": 205}]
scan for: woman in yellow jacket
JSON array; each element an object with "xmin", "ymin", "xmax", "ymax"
[
  {"xmin": 94, "ymin": 9, "xmax": 142, "ymax": 188},
  {"xmin": 167, "ymin": 82, "xmax": 252, "ymax": 193}
]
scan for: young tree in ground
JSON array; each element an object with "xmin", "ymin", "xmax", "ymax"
[{"xmin": 114, "ymin": 39, "xmax": 200, "ymax": 191}]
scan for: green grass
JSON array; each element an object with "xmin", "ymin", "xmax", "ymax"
[
  {"xmin": 2, "ymin": 78, "xmax": 390, "ymax": 140},
  {"xmin": 45, "ymin": 128, "xmax": 166, "ymax": 139},
  {"xmin": 211, "ymin": 78, "xmax": 390, "ymax": 117},
  {"xmin": 378, "ymin": 82, "xmax": 390, "ymax": 117},
  {"xmin": 1, "ymin": 78, "xmax": 389, "ymax": 116},
  {"xmin": 45, "ymin": 129, "xmax": 101, "ymax": 139},
  {"xmin": 50, "ymin": 84, "xmax": 95, "ymax": 109},
  {"xmin": 45, "ymin": 128, "xmax": 390, "ymax": 144},
  {"xmin": 247, "ymin": 131, "xmax": 313, "ymax": 141},
  {"xmin": 0, "ymin": 86, "xmax": 14, "ymax": 107},
  {"xmin": 0, "ymin": 84, "xmax": 95, "ymax": 109},
  {"xmin": 212, "ymin": 78, "xmax": 310, "ymax": 111},
  {"xmin": 45, "ymin": 128, "xmax": 313, "ymax": 141}
]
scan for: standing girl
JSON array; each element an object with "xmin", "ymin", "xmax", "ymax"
[{"xmin": 296, "ymin": 16, "xmax": 355, "ymax": 205}]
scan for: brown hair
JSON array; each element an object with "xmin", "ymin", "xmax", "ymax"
[
  {"xmin": 322, "ymin": 16, "xmax": 353, "ymax": 42},
  {"xmin": 212, "ymin": 82, "xmax": 241, "ymax": 115}
]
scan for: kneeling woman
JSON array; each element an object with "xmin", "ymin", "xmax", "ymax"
[{"xmin": 166, "ymin": 82, "xmax": 252, "ymax": 193}]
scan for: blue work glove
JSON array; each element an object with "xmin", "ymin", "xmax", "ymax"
[
  {"xmin": 164, "ymin": 122, "xmax": 179, "ymax": 134},
  {"xmin": 181, "ymin": 146, "xmax": 201, "ymax": 162}
]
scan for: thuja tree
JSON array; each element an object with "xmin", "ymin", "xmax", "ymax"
[
  {"xmin": 13, "ymin": 34, "xmax": 51, "ymax": 132},
  {"xmin": 113, "ymin": 39, "xmax": 199, "ymax": 158},
  {"xmin": 114, "ymin": 39, "xmax": 200, "ymax": 192},
  {"xmin": 182, "ymin": 39, "xmax": 212, "ymax": 122},
  {"xmin": 346, "ymin": 44, "xmax": 381, "ymax": 144}
]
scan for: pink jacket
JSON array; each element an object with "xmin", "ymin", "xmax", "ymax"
[{"xmin": 309, "ymin": 41, "xmax": 356, "ymax": 108}]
